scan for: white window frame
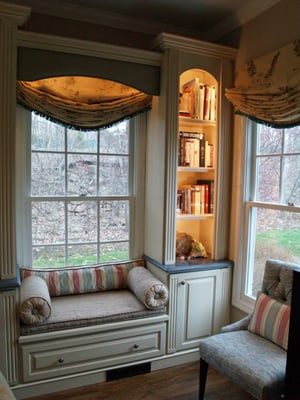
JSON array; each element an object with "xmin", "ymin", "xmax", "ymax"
[
  {"xmin": 231, "ymin": 116, "xmax": 300, "ymax": 314},
  {"xmin": 231, "ymin": 116, "xmax": 254, "ymax": 313},
  {"xmin": 15, "ymin": 105, "xmax": 146, "ymax": 268}
]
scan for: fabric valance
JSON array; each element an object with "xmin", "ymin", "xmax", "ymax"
[
  {"xmin": 225, "ymin": 39, "xmax": 300, "ymax": 127},
  {"xmin": 17, "ymin": 76, "xmax": 153, "ymax": 130},
  {"xmin": 17, "ymin": 47, "xmax": 160, "ymax": 96}
]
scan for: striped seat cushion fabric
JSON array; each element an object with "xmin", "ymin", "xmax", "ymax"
[
  {"xmin": 248, "ymin": 292, "xmax": 290, "ymax": 350},
  {"xmin": 20, "ymin": 259, "xmax": 144, "ymax": 296}
]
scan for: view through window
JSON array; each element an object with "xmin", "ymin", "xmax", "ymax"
[
  {"xmin": 245, "ymin": 123, "xmax": 300, "ymax": 297},
  {"xmin": 29, "ymin": 113, "xmax": 132, "ymax": 268}
]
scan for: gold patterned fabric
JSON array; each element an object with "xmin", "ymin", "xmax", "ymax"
[
  {"xmin": 225, "ymin": 39, "xmax": 300, "ymax": 127},
  {"xmin": 17, "ymin": 76, "xmax": 152, "ymax": 130}
]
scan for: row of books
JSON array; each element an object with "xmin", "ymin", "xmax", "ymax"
[
  {"xmin": 177, "ymin": 180, "xmax": 214, "ymax": 215},
  {"xmin": 178, "ymin": 131, "xmax": 213, "ymax": 168},
  {"xmin": 179, "ymin": 78, "xmax": 216, "ymax": 121}
]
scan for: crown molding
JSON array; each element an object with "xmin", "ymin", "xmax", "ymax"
[
  {"xmin": 153, "ymin": 32, "xmax": 237, "ymax": 59},
  {"xmin": 0, "ymin": 1, "xmax": 30, "ymax": 25}
]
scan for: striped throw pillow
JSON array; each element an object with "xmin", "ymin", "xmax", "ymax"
[
  {"xmin": 248, "ymin": 292, "xmax": 290, "ymax": 350},
  {"xmin": 20, "ymin": 259, "xmax": 144, "ymax": 297}
]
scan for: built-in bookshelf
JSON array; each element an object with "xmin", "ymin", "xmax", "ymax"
[
  {"xmin": 146, "ymin": 33, "xmax": 236, "ymax": 264},
  {"xmin": 177, "ymin": 68, "xmax": 217, "ymax": 257}
]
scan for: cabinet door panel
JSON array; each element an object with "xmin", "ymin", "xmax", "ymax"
[{"xmin": 186, "ymin": 277, "xmax": 214, "ymax": 339}]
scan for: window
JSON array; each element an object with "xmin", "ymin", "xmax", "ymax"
[
  {"xmin": 244, "ymin": 122, "xmax": 300, "ymax": 299},
  {"xmin": 16, "ymin": 109, "xmax": 146, "ymax": 268}
]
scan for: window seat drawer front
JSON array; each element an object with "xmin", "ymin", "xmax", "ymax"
[{"xmin": 20, "ymin": 323, "xmax": 166, "ymax": 382}]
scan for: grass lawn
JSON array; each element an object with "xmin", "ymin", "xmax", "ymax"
[{"xmin": 257, "ymin": 228, "xmax": 300, "ymax": 256}]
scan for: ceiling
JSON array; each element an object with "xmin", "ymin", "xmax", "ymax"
[{"xmin": 12, "ymin": 0, "xmax": 281, "ymax": 41}]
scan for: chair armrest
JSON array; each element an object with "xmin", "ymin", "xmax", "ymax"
[{"xmin": 221, "ymin": 314, "xmax": 251, "ymax": 333}]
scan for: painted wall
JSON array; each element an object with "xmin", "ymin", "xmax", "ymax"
[
  {"xmin": 235, "ymin": 0, "xmax": 300, "ymax": 65},
  {"xmin": 21, "ymin": 12, "xmax": 156, "ymax": 50}
]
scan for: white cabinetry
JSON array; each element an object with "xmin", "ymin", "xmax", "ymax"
[
  {"xmin": 168, "ymin": 267, "xmax": 232, "ymax": 352},
  {"xmin": 19, "ymin": 317, "xmax": 167, "ymax": 382},
  {"xmin": 145, "ymin": 33, "xmax": 236, "ymax": 264},
  {"xmin": 147, "ymin": 261, "xmax": 232, "ymax": 354}
]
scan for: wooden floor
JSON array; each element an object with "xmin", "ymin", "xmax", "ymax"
[{"xmin": 25, "ymin": 362, "xmax": 255, "ymax": 400}]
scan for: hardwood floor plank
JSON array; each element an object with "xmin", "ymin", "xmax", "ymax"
[{"xmin": 24, "ymin": 362, "xmax": 255, "ymax": 400}]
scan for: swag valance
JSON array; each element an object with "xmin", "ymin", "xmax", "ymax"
[
  {"xmin": 17, "ymin": 76, "xmax": 152, "ymax": 130},
  {"xmin": 225, "ymin": 39, "xmax": 300, "ymax": 127}
]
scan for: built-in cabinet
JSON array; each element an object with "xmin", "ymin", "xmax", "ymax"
[
  {"xmin": 19, "ymin": 317, "xmax": 167, "ymax": 382},
  {"xmin": 168, "ymin": 267, "xmax": 232, "ymax": 352},
  {"xmin": 144, "ymin": 34, "xmax": 236, "ymax": 356},
  {"xmin": 145, "ymin": 33, "xmax": 236, "ymax": 264},
  {"xmin": 146, "ymin": 260, "xmax": 232, "ymax": 354}
]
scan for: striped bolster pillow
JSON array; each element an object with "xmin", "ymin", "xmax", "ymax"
[
  {"xmin": 248, "ymin": 292, "xmax": 290, "ymax": 350},
  {"xmin": 20, "ymin": 259, "xmax": 144, "ymax": 297}
]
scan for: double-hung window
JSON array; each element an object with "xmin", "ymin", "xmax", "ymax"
[
  {"xmin": 16, "ymin": 109, "xmax": 146, "ymax": 269},
  {"xmin": 242, "ymin": 121, "xmax": 300, "ymax": 302}
]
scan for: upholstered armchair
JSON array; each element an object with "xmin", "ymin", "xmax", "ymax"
[{"xmin": 199, "ymin": 259, "xmax": 300, "ymax": 400}]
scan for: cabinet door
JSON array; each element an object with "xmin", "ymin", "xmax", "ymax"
[{"xmin": 168, "ymin": 268, "xmax": 231, "ymax": 352}]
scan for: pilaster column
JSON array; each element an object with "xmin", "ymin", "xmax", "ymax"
[
  {"xmin": 163, "ymin": 48, "xmax": 179, "ymax": 264},
  {"xmin": 0, "ymin": 2, "xmax": 30, "ymax": 280},
  {"xmin": 0, "ymin": 1, "xmax": 30, "ymax": 383}
]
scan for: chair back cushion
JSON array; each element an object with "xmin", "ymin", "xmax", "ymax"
[
  {"xmin": 262, "ymin": 259, "xmax": 295, "ymax": 305},
  {"xmin": 249, "ymin": 292, "xmax": 290, "ymax": 350}
]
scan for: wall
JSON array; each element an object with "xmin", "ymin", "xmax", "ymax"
[
  {"xmin": 22, "ymin": 12, "xmax": 154, "ymax": 50},
  {"xmin": 234, "ymin": 0, "xmax": 300, "ymax": 65}
]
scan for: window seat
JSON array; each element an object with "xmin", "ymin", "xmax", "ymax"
[{"xmin": 17, "ymin": 260, "xmax": 169, "ymax": 384}]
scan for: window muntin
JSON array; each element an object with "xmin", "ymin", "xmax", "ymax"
[
  {"xmin": 245, "ymin": 123, "xmax": 300, "ymax": 298},
  {"xmin": 29, "ymin": 113, "xmax": 133, "ymax": 268}
]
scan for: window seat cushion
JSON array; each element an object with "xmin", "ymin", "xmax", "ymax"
[
  {"xmin": 128, "ymin": 266, "xmax": 169, "ymax": 309},
  {"xmin": 19, "ymin": 276, "xmax": 52, "ymax": 325},
  {"xmin": 20, "ymin": 259, "xmax": 145, "ymax": 297},
  {"xmin": 20, "ymin": 289, "xmax": 166, "ymax": 336}
]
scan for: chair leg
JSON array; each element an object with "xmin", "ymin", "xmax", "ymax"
[{"xmin": 199, "ymin": 358, "xmax": 209, "ymax": 400}]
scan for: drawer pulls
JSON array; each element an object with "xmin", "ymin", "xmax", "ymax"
[{"xmin": 57, "ymin": 344, "xmax": 140, "ymax": 363}]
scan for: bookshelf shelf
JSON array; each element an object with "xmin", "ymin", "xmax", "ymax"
[
  {"xmin": 178, "ymin": 167, "xmax": 214, "ymax": 173},
  {"xmin": 176, "ymin": 213, "xmax": 213, "ymax": 220},
  {"xmin": 179, "ymin": 116, "xmax": 216, "ymax": 127}
]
